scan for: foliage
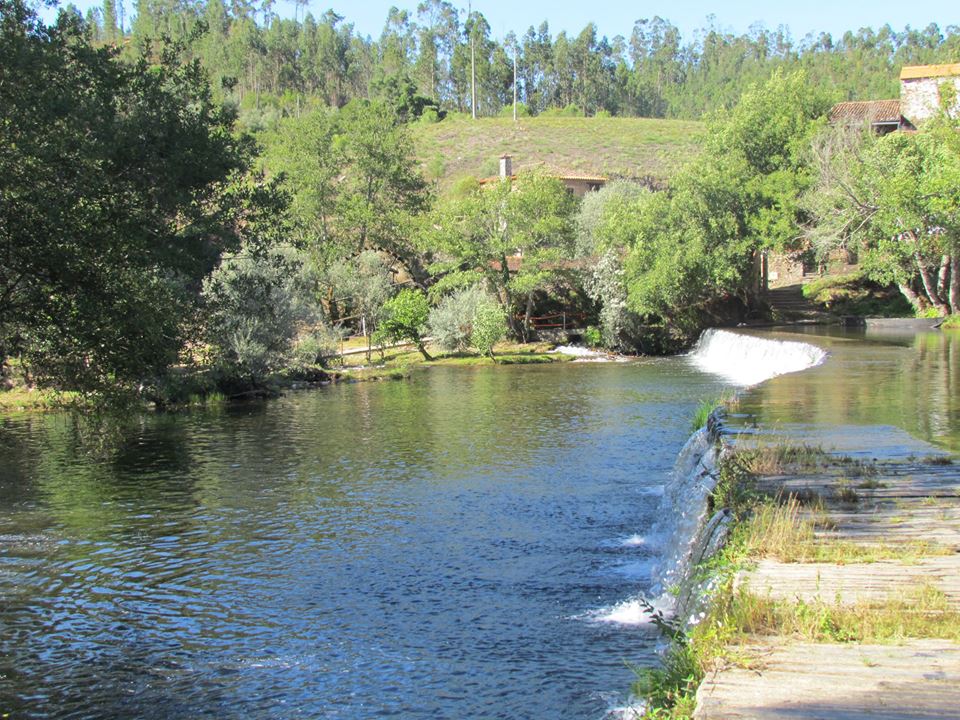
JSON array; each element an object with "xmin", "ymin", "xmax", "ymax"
[
  {"xmin": 427, "ymin": 285, "xmax": 488, "ymax": 352},
  {"xmin": 0, "ymin": 0, "xmax": 285, "ymax": 402},
  {"xmin": 424, "ymin": 170, "xmax": 576, "ymax": 338},
  {"xmin": 575, "ymin": 181, "xmax": 650, "ymax": 349},
  {"xmin": 573, "ymin": 71, "xmax": 828, "ymax": 350},
  {"xmin": 376, "ymin": 289, "xmax": 433, "ymax": 360},
  {"xmin": 805, "ymin": 118, "xmax": 960, "ymax": 315},
  {"xmin": 801, "ymin": 271, "xmax": 913, "ymax": 317},
  {"xmin": 582, "ymin": 326, "xmax": 602, "ymax": 348},
  {"xmin": 469, "ymin": 303, "xmax": 508, "ymax": 359},
  {"xmin": 201, "ymin": 247, "xmax": 310, "ymax": 384},
  {"xmin": 74, "ymin": 0, "xmax": 960, "ymax": 124},
  {"xmin": 264, "ymin": 100, "xmax": 431, "ymax": 283}
]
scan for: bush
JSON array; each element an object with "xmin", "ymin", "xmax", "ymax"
[
  {"xmin": 471, "ymin": 303, "xmax": 508, "ymax": 359},
  {"xmin": 202, "ymin": 247, "xmax": 305, "ymax": 383},
  {"xmin": 377, "ymin": 289, "xmax": 433, "ymax": 360},
  {"xmin": 293, "ymin": 325, "xmax": 344, "ymax": 368},
  {"xmin": 498, "ymin": 102, "xmax": 531, "ymax": 118},
  {"xmin": 583, "ymin": 325, "xmax": 603, "ymax": 348},
  {"xmin": 539, "ymin": 104, "xmax": 583, "ymax": 118},
  {"xmin": 428, "ymin": 285, "xmax": 488, "ymax": 352}
]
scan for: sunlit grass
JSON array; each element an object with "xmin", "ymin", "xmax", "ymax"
[{"xmin": 412, "ymin": 115, "xmax": 703, "ymax": 192}]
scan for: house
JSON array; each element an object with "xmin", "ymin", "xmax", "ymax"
[
  {"xmin": 900, "ymin": 63, "xmax": 960, "ymax": 124},
  {"xmin": 828, "ymin": 100, "xmax": 914, "ymax": 134},
  {"xmin": 830, "ymin": 63, "xmax": 960, "ymax": 134},
  {"xmin": 479, "ymin": 155, "xmax": 607, "ymax": 197}
]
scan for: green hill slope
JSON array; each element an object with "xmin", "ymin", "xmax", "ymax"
[{"xmin": 412, "ymin": 115, "xmax": 703, "ymax": 190}]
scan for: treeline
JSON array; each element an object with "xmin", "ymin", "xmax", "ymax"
[
  {"xmin": 4, "ymin": 0, "xmax": 960, "ymax": 410},
  {"xmin": 70, "ymin": 0, "xmax": 960, "ymax": 122}
]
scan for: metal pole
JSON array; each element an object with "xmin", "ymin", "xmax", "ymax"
[{"xmin": 513, "ymin": 47, "xmax": 517, "ymax": 121}]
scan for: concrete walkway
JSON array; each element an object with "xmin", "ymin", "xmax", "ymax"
[{"xmin": 694, "ymin": 452, "xmax": 960, "ymax": 719}]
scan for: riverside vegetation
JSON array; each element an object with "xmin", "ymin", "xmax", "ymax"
[{"xmin": 4, "ymin": 0, "xmax": 960, "ymax": 412}]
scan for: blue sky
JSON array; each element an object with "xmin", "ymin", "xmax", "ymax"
[{"xmin": 46, "ymin": 0, "xmax": 957, "ymax": 43}]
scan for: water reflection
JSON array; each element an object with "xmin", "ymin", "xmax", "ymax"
[
  {"xmin": 734, "ymin": 327, "xmax": 960, "ymax": 452},
  {"xmin": 0, "ymin": 362, "xmax": 723, "ymax": 719}
]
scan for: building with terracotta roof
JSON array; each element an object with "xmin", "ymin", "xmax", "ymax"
[{"xmin": 828, "ymin": 100, "xmax": 914, "ymax": 134}]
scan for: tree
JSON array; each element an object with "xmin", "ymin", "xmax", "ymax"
[
  {"xmin": 266, "ymin": 100, "xmax": 431, "ymax": 283},
  {"xmin": 0, "ymin": 0, "xmax": 283, "ymax": 400},
  {"xmin": 806, "ymin": 118, "xmax": 960, "ymax": 315},
  {"xmin": 424, "ymin": 171, "xmax": 576, "ymax": 339},
  {"xmin": 377, "ymin": 289, "xmax": 433, "ymax": 360},
  {"xmin": 469, "ymin": 302, "xmax": 507, "ymax": 360}
]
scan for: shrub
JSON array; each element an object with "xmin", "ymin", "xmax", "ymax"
[
  {"xmin": 471, "ymin": 302, "xmax": 508, "ymax": 359},
  {"xmin": 202, "ymin": 247, "xmax": 305, "ymax": 383},
  {"xmin": 428, "ymin": 285, "xmax": 488, "ymax": 352},
  {"xmin": 377, "ymin": 289, "xmax": 433, "ymax": 360},
  {"xmin": 583, "ymin": 325, "xmax": 603, "ymax": 348}
]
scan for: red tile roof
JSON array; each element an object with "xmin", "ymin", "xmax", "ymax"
[{"xmin": 829, "ymin": 100, "xmax": 903, "ymax": 125}]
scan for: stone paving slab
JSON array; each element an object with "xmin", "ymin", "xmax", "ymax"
[
  {"xmin": 695, "ymin": 639, "xmax": 960, "ymax": 719},
  {"xmin": 738, "ymin": 555, "xmax": 960, "ymax": 607}
]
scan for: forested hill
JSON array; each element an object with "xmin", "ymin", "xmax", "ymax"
[
  {"xmin": 79, "ymin": 1, "xmax": 958, "ymax": 123},
  {"xmin": 410, "ymin": 116, "xmax": 703, "ymax": 190}
]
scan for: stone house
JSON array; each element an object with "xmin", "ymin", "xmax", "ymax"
[{"xmin": 900, "ymin": 63, "xmax": 960, "ymax": 124}]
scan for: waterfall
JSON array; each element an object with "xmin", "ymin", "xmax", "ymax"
[{"xmin": 688, "ymin": 328, "xmax": 827, "ymax": 386}]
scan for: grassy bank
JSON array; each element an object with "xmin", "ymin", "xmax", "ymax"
[
  {"xmin": 0, "ymin": 341, "xmax": 579, "ymax": 415},
  {"xmin": 411, "ymin": 115, "xmax": 702, "ymax": 192}
]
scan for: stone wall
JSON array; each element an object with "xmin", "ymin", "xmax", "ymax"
[{"xmin": 901, "ymin": 75, "xmax": 960, "ymax": 124}]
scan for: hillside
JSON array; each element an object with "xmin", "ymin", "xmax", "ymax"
[{"xmin": 411, "ymin": 115, "xmax": 703, "ymax": 191}]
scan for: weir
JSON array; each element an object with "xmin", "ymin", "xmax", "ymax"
[{"xmin": 646, "ymin": 329, "xmax": 831, "ymax": 623}]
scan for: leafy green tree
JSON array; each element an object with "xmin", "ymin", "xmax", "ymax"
[
  {"xmin": 425, "ymin": 170, "xmax": 576, "ymax": 338},
  {"xmin": 265, "ymin": 100, "xmax": 431, "ymax": 282},
  {"xmin": 376, "ymin": 288, "xmax": 433, "ymax": 360},
  {"xmin": 0, "ymin": 0, "xmax": 280, "ymax": 400},
  {"xmin": 806, "ymin": 118, "xmax": 960, "ymax": 315}
]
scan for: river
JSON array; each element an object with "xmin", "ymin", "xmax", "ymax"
[{"xmin": 0, "ymin": 326, "xmax": 956, "ymax": 719}]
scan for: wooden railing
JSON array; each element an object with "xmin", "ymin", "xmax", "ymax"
[{"xmin": 525, "ymin": 312, "xmax": 588, "ymax": 330}]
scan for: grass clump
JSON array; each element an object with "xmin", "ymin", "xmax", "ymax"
[
  {"xmin": 724, "ymin": 585, "xmax": 960, "ymax": 643},
  {"xmin": 733, "ymin": 442, "xmax": 832, "ymax": 475}
]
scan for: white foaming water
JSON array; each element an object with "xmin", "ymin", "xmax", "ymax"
[
  {"xmin": 688, "ymin": 328, "xmax": 827, "ymax": 386},
  {"xmin": 593, "ymin": 428, "xmax": 719, "ymax": 626}
]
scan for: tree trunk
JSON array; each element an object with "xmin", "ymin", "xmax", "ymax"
[
  {"xmin": 897, "ymin": 282, "xmax": 927, "ymax": 315},
  {"xmin": 522, "ymin": 292, "xmax": 534, "ymax": 343},
  {"xmin": 950, "ymin": 254, "xmax": 960, "ymax": 315},
  {"xmin": 916, "ymin": 251, "xmax": 950, "ymax": 315},
  {"xmin": 938, "ymin": 255, "xmax": 951, "ymax": 298},
  {"xmin": 416, "ymin": 341, "xmax": 433, "ymax": 361}
]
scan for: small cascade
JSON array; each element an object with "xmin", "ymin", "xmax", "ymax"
[
  {"xmin": 646, "ymin": 420, "xmax": 721, "ymax": 617},
  {"xmin": 688, "ymin": 328, "xmax": 827, "ymax": 386}
]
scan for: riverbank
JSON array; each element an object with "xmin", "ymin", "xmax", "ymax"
[
  {"xmin": 0, "ymin": 341, "xmax": 588, "ymax": 415},
  {"xmin": 636, "ymin": 328, "xmax": 960, "ymax": 718}
]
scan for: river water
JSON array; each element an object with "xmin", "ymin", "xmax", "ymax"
[
  {"xmin": 1, "ymin": 327, "xmax": 957, "ymax": 719},
  {"xmin": 0, "ymin": 361, "xmax": 725, "ymax": 719}
]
